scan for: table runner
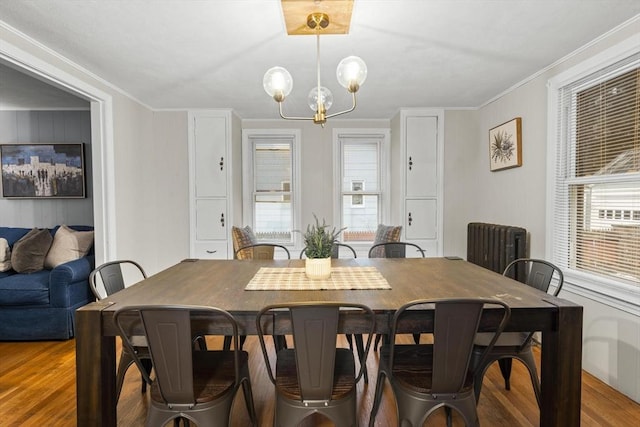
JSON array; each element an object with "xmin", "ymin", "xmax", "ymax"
[{"xmin": 245, "ymin": 266, "xmax": 391, "ymax": 291}]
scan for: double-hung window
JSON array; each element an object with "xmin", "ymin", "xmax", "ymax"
[
  {"xmin": 549, "ymin": 44, "xmax": 639, "ymax": 301},
  {"xmin": 242, "ymin": 129, "xmax": 301, "ymax": 244},
  {"xmin": 334, "ymin": 129, "xmax": 390, "ymax": 243}
]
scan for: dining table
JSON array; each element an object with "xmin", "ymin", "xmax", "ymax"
[{"xmin": 75, "ymin": 257, "xmax": 582, "ymax": 426}]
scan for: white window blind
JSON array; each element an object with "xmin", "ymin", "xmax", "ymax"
[
  {"xmin": 553, "ymin": 53, "xmax": 639, "ymax": 287},
  {"xmin": 339, "ymin": 136, "xmax": 384, "ymax": 242}
]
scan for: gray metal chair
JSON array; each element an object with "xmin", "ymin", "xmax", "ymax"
[
  {"xmin": 299, "ymin": 242, "xmax": 357, "ymax": 259},
  {"xmin": 256, "ymin": 302, "xmax": 375, "ymax": 427},
  {"xmin": 368, "ymin": 241, "xmax": 426, "ymax": 258},
  {"xmin": 89, "ymin": 260, "xmax": 151, "ymax": 403},
  {"xmin": 369, "ymin": 298, "xmax": 511, "ymax": 427},
  {"xmin": 473, "ymin": 258, "xmax": 564, "ymax": 408},
  {"xmin": 114, "ymin": 305, "xmax": 257, "ymax": 427}
]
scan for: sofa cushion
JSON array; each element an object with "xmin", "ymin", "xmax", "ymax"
[
  {"xmin": 44, "ymin": 225, "xmax": 94, "ymax": 269},
  {"xmin": 0, "ymin": 238, "xmax": 11, "ymax": 272},
  {"xmin": 370, "ymin": 224, "xmax": 402, "ymax": 258},
  {"xmin": 232, "ymin": 226, "xmax": 258, "ymax": 259},
  {"xmin": 0, "ymin": 227, "xmax": 31, "ymax": 247},
  {"xmin": 10, "ymin": 228, "xmax": 53, "ymax": 273},
  {"xmin": 0, "ymin": 270, "xmax": 50, "ymax": 305}
]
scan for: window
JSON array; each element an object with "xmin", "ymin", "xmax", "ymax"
[
  {"xmin": 350, "ymin": 180, "xmax": 365, "ymax": 207},
  {"xmin": 550, "ymin": 49, "xmax": 639, "ymax": 290},
  {"xmin": 334, "ymin": 130, "xmax": 390, "ymax": 243},
  {"xmin": 242, "ymin": 130, "xmax": 301, "ymax": 244}
]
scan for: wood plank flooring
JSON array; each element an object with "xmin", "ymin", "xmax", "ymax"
[{"xmin": 1, "ymin": 335, "xmax": 638, "ymax": 426}]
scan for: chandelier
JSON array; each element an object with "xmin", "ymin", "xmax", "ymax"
[{"xmin": 263, "ymin": 10, "xmax": 367, "ymax": 126}]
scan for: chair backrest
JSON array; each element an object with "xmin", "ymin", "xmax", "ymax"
[
  {"xmin": 234, "ymin": 243, "xmax": 291, "ymax": 260},
  {"xmin": 256, "ymin": 302, "xmax": 375, "ymax": 400},
  {"xmin": 299, "ymin": 242, "xmax": 357, "ymax": 259},
  {"xmin": 89, "ymin": 260, "xmax": 147, "ymax": 300},
  {"xmin": 390, "ymin": 298, "xmax": 510, "ymax": 394},
  {"xmin": 503, "ymin": 258, "xmax": 564, "ymax": 296},
  {"xmin": 368, "ymin": 242, "xmax": 425, "ymax": 258},
  {"xmin": 114, "ymin": 305, "xmax": 243, "ymax": 405}
]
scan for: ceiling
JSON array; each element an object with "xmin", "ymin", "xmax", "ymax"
[{"xmin": 0, "ymin": 1, "xmax": 638, "ymax": 119}]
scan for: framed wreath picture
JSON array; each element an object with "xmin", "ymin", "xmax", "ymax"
[{"xmin": 489, "ymin": 117, "xmax": 522, "ymax": 171}]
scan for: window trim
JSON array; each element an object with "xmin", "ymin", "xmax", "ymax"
[
  {"xmin": 242, "ymin": 129, "xmax": 302, "ymax": 248},
  {"xmin": 332, "ymin": 128, "xmax": 391, "ymax": 246},
  {"xmin": 546, "ymin": 35, "xmax": 640, "ymax": 316}
]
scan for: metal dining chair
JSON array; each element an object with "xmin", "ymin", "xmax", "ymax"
[
  {"xmin": 114, "ymin": 305, "xmax": 257, "ymax": 426},
  {"xmin": 234, "ymin": 243, "xmax": 291, "ymax": 260},
  {"xmin": 299, "ymin": 242, "xmax": 357, "ymax": 259},
  {"xmin": 368, "ymin": 241, "xmax": 426, "ymax": 258},
  {"xmin": 89, "ymin": 260, "xmax": 151, "ymax": 403},
  {"xmin": 473, "ymin": 258, "xmax": 564, "ymax": 408},
  {"xmin": 256, "ymin": 302, "xmax": 375, "ymax": 427},
  {"xmin": 369, "ymin": 298, "xmax": 511, "ymax": 427}
]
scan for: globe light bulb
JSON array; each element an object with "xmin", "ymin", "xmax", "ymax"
[
  {"xmin": 263, "ymin": 66, "xmax": 293, "ymax": 102},
  {"xmin": 308, "ymin": 86, "xmax": 333, "ymax": 112},
  {"xmin": 336, "ymin": 56, "xmax": 367, "ymax": 93}
]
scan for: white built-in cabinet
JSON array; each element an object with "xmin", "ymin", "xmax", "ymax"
[
  {"xmin": 188, "ymin": 110, "xmax": 242, "ymax": 259},
  {"xmin": 391, "ymin": 109, "xmax": 444, "ymax": 257}
]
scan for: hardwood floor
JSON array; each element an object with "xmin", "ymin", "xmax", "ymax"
[{"xmin": 1, "ymin": 336, "xmax": 638, "ymax": 426}]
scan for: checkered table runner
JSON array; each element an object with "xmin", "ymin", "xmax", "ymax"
[{"xmin": 245, "ymin": 266, "xmax": 391, "ymax": 291}]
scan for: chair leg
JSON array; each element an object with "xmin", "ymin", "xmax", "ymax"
[
  {"xmin": 115, "ymin": 350, "xmax": 135, "ymax": 402},
  {"xmin": 373, "ymin": 334, "xmax": 384, "ymax": 351},
  {"xmin": 273, "ymin": 335, "xmax": 288, "ymax": 352},
  {"xmin": 240, "ymin": 378, "xmax": 258, "ymax": 426},
  {"xmin": 140, "ymin": 358, "xmax": 152, "ymax": 393},
  {"xmin": 354, "ymin": 334, "xmax": 368, "ymax": 384},
  {"xmin": 223, "ymin": 335, "xmax": 247, "ymax": 350},
  {"xmin": 345, "ymin": 334, "xmax": 354, "ymax": 350},
  {"xmin": 520, "ymin": 351, "xmax": 542, "ymax": 408},
  {"xmin": 369, "ymin": 371, "xmax": 387, "ymax": 427},
  {"xmin": 498, "ymin": 358, "xmax": 513, "ymax": 390}
]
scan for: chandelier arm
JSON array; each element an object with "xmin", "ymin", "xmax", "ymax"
[
  {"xmin": 325, "ymin": 91, "xmax": 357, "ymax": 119},
  {"xmin": 277, "ymin": 101, "xmax": 315, "ymax": 121}
]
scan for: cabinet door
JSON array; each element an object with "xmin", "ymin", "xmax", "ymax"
[
  {"xmin": 405, "ymin": 199, "xmax": 437, "ymax": 240},
  {"xmin": 406, "ymin": 116, "xmax": 438, "ymax": 198},
  {"xmin": 194, "ymin": 115, "xmax": 227, "ymax": 198},
  {"xmin": 195, "ymin": 199, "xmax": 227, "ymax": 241}
]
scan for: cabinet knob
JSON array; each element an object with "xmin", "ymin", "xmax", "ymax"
[
  {"xmin": 219, "ymin": 157, "xmax": 224, "ymax": 171},
  {"xmin": 206, "ymin": 250, "xmax": 217, "ymax": 254},
  {"xmin": 220, "ymin": 213, "xmax": 225, "ymax": 227},
  {"xmin": 408, "ymin": 212, "xmax": 413, "ymax": 226},
  {"xmin": 408, "ymin": 156, "xmax": 413, "ymax": 171}
]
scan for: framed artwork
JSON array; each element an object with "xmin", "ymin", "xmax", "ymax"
[
  {"xmin": 1, "ymin": 143, "xmax": 86, "ymax": 198},
  {"xmin": 489, "ymin": 117, "xmax": 522, "ymax": 171}
]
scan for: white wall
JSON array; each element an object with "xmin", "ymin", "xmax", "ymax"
[{"xmin": 443, "ymin": 21, "xmax": 640, "ymax": 402}]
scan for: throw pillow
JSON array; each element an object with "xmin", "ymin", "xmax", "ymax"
[
  {"xmin": 10, "ymin": 228, "xmax": 54, "ymax": 273},
  {"xmin": 370, "ymin": 224, "xmax": 402, "ymax": 258},
  {"xmin": 44, "ymin": 225, "xmax": 94, "ymax": 269},
  {"xmin": 232, "ymin": 226, "xmax": 258, "ymax": 260},
  {"xmin": 0, "ymin": 238, "xmax": 11, "ymax": 272}
]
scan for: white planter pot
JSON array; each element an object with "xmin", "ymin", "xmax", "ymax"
[{"xmin": 305, "ymin": 257, "xmax": 332, "ymax": 280}]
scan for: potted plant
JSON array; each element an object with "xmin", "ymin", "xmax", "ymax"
[{"xmin": 302, "ymin": 215, "xmax": 345, "ymax": 279}]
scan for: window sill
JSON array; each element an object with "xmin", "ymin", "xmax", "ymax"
[{"xmin": 561, "ymin": 269, "xmax": 640, "ymax": 317}]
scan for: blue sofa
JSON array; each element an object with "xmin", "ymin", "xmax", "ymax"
[{"xmin": 0, "ymin": 225, "xmax": 95, "ymax": 340}]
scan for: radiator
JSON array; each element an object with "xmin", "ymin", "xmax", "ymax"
[{"xmin": 467, "ymin": 222, "xmax": 527, "ymax": 280}]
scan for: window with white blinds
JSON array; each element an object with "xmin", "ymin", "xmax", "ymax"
[
  {"xmin": 242, "ymin": 129, "xmax": 301, "ymax": 244},
  {"xmin": 553, "ymin": 53, "xmax": 639, "ymax": 287}
]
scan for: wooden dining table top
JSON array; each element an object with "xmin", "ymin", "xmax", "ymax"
[{"xmin": 99, "ymin": 257, "xmax": 562, "ymax": 317}]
